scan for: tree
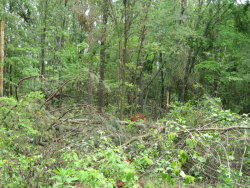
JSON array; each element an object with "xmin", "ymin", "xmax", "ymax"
[
  {"xmin": 0, "ymin": 0, "xmax": 249, "ymax": 115},
  {"xmin": 40, "ymin": 0, "xmax": 48, "ymax": 76},
  {"xmin": 98, "ymin": 0, "xmax": 108, "ymax": 113},
  {"xmin": 0, "ymin": 21, "xmax": 5, "ymax": 97}
]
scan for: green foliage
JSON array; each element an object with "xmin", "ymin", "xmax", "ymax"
[
  {"xmin": 0, "ymin": 96, "xmax": 249, "ymax": 186},
  {"xmin": 0, "ymin": 92, "xmax": 51, "ymax": 187},
  {"xmin": 1, "ymin": 0, "xmax": 249, "ymax": 114},
  {"xmin": 0, "ymin": 0, "xmax": 249, "ymax": 187},
  {"xmin": 48, "ymin": 148, "xmax": 138, "ymax": 187},
  {"xmin": 50, "ymin": 168, "xmax": 78, "ymax": 187}
]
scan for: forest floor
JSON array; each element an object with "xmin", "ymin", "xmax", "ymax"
[{"xmin": 0, "ymin": 96, "xmax": 249, "ymax": 187}]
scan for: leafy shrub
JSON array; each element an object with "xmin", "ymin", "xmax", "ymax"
[{"xmin": 0, "ymin": 96, "xmax": 249, "ymax": 187}]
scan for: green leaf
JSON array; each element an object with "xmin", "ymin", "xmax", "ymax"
[
  {"xmin": 168, "ymin": 133, "xmax": 177, "ymax": 141},
  {"xmin": 186, "ymin": 138, "xmax": 197, "ymax": 148},
  {"xmin": 184, "ymin": 175, "xmax": 195, "ymax": 184}
]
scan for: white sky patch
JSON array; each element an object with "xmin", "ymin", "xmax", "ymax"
[
  {"xmin": 84, "ymin": 48, "xmax": 89, "ymax": 54},
  {"xmin": 237, "ymin": 0, "xmax": 248, "ymax": 3},
  {"xmin": 85, "ymin": 9, "xmax": 90, "ymax": 16},
  {"xmin": 156, "ymin": 61, "xmax": 160, "ymax": 70}
]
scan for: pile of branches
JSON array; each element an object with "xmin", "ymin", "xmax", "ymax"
[
  {"xmin": 32, "ymin": 103, "xmax": 249, "ymax": 185},
  {"xmin": 2, "ymin": 95, "xmax": 249, "ymax": 186}
]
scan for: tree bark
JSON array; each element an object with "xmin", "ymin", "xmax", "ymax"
[
  {"xmin": 0, "ymin": 21, "xmax": 5, "ymax": 97},
  {"xmin": 137, "ymin": 1, "xmax": 151, "ymax": 112},
  {"xmin": 58, "ymin": 0, "xmax": 68, "ymax": 107},
  {"xmin": 180, "ymin": 49, "xmax": 195, "ymax": 102},
  {"xmin": 119, "ymin": 0, "xmax": 130, "ymax": 119},
  {"xmin": 9, "ymin": 64, "xmax": 12, "ymax": 96},
  {"xmin": 160, "ymin": 53, "xmax": 165, "ymax": 108},
  {"xmin": 179, "ymin": 0, "xmax": 187, "ymax": 24},
  {"xmin": 40, "ymin": 0, "xmax": 48, "ymax": 76},
  {"xmin": 179, "ymin": 1, "xmax": 204, "ymax": 102},
  {"xmin": 98, "ymin": 0, "xmax": 108, "ymax": 113},
  {"xmin": 87, "ymin": 59, "xmax": 94, "ymax": 105}
]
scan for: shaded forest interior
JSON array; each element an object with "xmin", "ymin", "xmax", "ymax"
[
  {"xmin": 0, "ymin": 0, "xmax": 250, "ymax": 187},
  {"xmin": 0, "ymin": 0, "xmax": 249, "ymax": 117}
]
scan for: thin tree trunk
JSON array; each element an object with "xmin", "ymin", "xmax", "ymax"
[
  {"xmin": 180, "ymin": 49, "xmax": 192, "ymax": 102},
  {"xmin": 119, "ymin": 0, "xmax": 129, "ymax": 119},
  {"xmin": 40, "ymin": 28, "xmax": 46, "ymax": 75},
  {"xmin": 87, "ymin": 39, "xmax": 96, "ymax": 106},
  {"xmin": 179, "ymin": 0, "xmax": 188, "ymax": 101},
  {"xmin": 0, "ymin": 21, "xmax": 5, "ymax": 97},
  {"xmin": 40, "ymin": 0, "xmax": 48, "ymax": 76},
  {"xmin": 180, "ymin": 68, "xmax": 188, "ymax": 102},
  {"xmin": 160, "ymin": 53, "xmax": 165, "ymax": 108},
  {"xmin": 179, "ymin": 1, "xmax": 203, "ymax": 102},
  {"xmin": 87, "ymin": 59, "xmax": 94, "ymax": 105},
  {"xmin": 136, "ymin": 1, "xmax": 151, "ymax": 112},
  {"xmin": 9, "ymin": 64, "xmax": 12, "ymax": 96},
  {"xmin": 58, "ymin": 0, "xmax": 68, "ymax": 107},
  {"xmin": 166, "ymin": 87, "xmax": 172, "ymax": 111},
  {"xmin": 179, "ymin": 0, "xmax": 187, "ymax": 24},
  {"xmin": 75, "ymin": 2, "xmax": 96, "ymax": 107},
  {"xmin": 98, "ymin": 0, "xmax": 108, "ymax": 113},
  {"xmin": 138, "ymin": 75, "xmax": 144, "ymax": 111}
]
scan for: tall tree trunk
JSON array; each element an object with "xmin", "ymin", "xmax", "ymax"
[
  {"xmin": 138, "ymin": 74, "xmax": 145, "ymax": 111},
  {"xmin": 137, "ymin": 1, "xmax": 151, "ymax": 112},
  {"xmin": 75, "ymin": 2, "xmax": 96, "ymax": 107},
  {"xmin": 58, "ymin": 0, "xmax": 68, "ymax": 107},
  {"xmin": 0, "ymin": 21, "xmax": 5, "ymax": 97},
  {"xmin": 180, "ymin": 49, "xmax": 196, "ymax": 102},
  {"xmin": 98, "ymin": 0, "xmax": 108, "ymax": 113},
  {"xmin": 40, "ymin": 0, "xmax": 48, "ymax": 76},
  {"xmin": 87, "ymin": 41, "xmax": 95, "ymax": 106},
  {"xmin": 87, "ymin": 38, "xmax": 96, "ymax": 107},
  {"xmin": 179, "ymin": 0, "xmax": 187, "ymax": 24},
  {"xmin": 180, "ymin": 51, "xmax": 190, "ymax": 102},
  {"xmin": 119, "ymin": 0, "xmax": 129, "ymax": 119},
  {"xmin": 160, "ymin": 53, "xmax": 165, "ymax": 108},
  {"xmin": 9, "ymin": 64, "xmax": 12, "ymax": 96},
  {"xmin": 87, "ymin": 60, "xmax": 94, "ymax": 105},
  {"xmin": 179, "ymin": 0, "xmax": 203, "ymax": 102},
  {"xmin": 166, "ymin": 88, "xmax": 171, "ymax": 109}
]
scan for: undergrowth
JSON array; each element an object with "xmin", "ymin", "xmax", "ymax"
[{"xmin": 0, "ymin": 93, "xmax": 249, "ymax": 187}]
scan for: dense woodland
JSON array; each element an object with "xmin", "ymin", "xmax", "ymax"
[{"xmin": 0, "ymin": 0, "xmax": 250, "ymax": 187}]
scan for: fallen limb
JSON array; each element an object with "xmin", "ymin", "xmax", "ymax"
[
  {"xmin": 178, "ymin": 126, "xmax": 250, "ymax": 133},
  {"xmin": 59, "ymin": 118, "xmax": 150, "ymax": 129},
  {"xmin": 122, "ymin": 125, "xmax": 249, "ymax": 148},
  {"xmin": 56, "ymin": 118, "xmax": 250, "ymax": 133},
  {"xmin": 122, "ymin": 122, "xmax": 169, "ymax": 147},
  {"xmin": 46, "ymin": 116, "xmax": 250, "ymax": 148},
  {"xmin": 122, "ymin": 132, "xmax": 153, "ymax": 148},
  {"xmin": 16, "ymin": 75, "xmax": 45, "ymax": 101}
]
